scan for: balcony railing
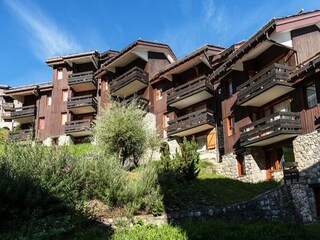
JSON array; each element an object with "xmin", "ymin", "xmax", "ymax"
[
  {"xmin": 124, "ymin": 95, "xmax": 150, "ymax": 110},
  {"xmin": 240, "ymin": 111, "xmax": 301, "ymax": 147},
  {"xmin": 68, "ymin": 71, "xmax": 97, "ymax": 92},
  {"xmin": 67, "ymin": 95, "xmax": 97, "ymax": 114},
  {"xmin": 8, "ymin": 129, "xmax": 34, "ymax": 141},
  {"xmin": 168, "ymin": 108, "xmax": 215, "ymax": 137},
  {"xmin": 65, "ymin": 119, "xmax": 93, "ymax": 137},
  {"xmin": 167, "ymin": 76, "xmax": 214, "ymax": 108},
  {"xmin": 110, "ymin": 67, "xmax": 149, "ymax": 97},
  {"xmin": 237, "ymin": 64, "xmax": 295, "ymax": 107},
  {"xmin": 2, "ymin": 111, "xmax": 12, "ymax": 120},
  {"xmin": 2, "ymin": 102, "xmax": 14, "ymax": 110},
  {"xmin": 11, "ymin": 105, "xmax": 36, "ymax": 120}
]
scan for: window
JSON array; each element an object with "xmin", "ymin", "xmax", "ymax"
[
  {"xmin": 305, "ymin": 83, "xmax": 317, "ymax": 108},
  {"xmin": 39, "ymin": 117, "xmax": 45, "ymax": 130},
  {"xmin": 62, "ymin": 90, "xmax": 68, "ymax": 102},
  {"xmin": 57, "ymin": 69, "xmax": 63, "ymax": 80},
  {"xmin": 196, "ymin": 136, "xmax": 207, "ymax": 152},
  {"xmin": 163, "ymin": 114, "xmax": 170, "ymax": 128},
  {"xmin": 156, "ymin": 88, "xmax": 163, "ymax": 101},
  {"xmin": 226, "ymin": 79, "xmax": 233, "ymax": 98},
  {"xmin": 237, "ymin": 154, "xmax": 245, "ymax": 176},
  {"xmin": 227, "ymin": 116, "xmax": 235, "ymax": 136},
  {"xmin": 61, "ymin": 113, "xmax": 67, "ymax": 125},
  {"xmin": 47, "ymin": 94, "xmax": 52, "ymax": 106}
]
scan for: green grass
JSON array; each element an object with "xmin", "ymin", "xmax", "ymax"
[
  {"xmin": 65, "ymin": 143, "xmax": 94, "ymax": 157},
  {"xmin": 197, "ymin": 160, "xmax": 213, "ymax": 169},
  {"xmin": 113, "ymin": 221, "xmax": 320, "ymax": 240},
  {"xmin": 161, "ymin": 172, "xmax": 280, "ymax": 210}
]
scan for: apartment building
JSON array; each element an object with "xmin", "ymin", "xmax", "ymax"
[
  {"xmin": 150, "ymin": 44, "xmax": 224, "ymax": 160},
  {"xmin": 0, "ymin": 85, "xmax": 16, "ymax": 131},
  {"xmin": 209, "ymin": 10, "xmax": 320, "ymax": 183},
  {"xmin": 3, "ymin": 11, "xmax": 320, "ymax": 187}
]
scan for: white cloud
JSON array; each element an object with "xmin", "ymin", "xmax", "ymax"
[{"xmin": 3, "ymin": 0, "xmax": 83, "ymax": 60}]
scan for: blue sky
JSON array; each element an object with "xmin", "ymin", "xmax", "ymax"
[{"xmin": 1, "ymin": 0, "xmax": 320, "ymax": 86}]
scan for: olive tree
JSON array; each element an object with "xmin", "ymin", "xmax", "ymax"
[{"xmin": 94, "ymin": 99, "xmax": 154, "ymax": 167}]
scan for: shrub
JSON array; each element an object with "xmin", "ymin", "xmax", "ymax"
[
  {"xmin": 175, "ymin": 137, "xmax": 200, "ymax": 182},
  {"xmin": 94, "ymin": 99, "xmax": 150, "ymax": 167}
]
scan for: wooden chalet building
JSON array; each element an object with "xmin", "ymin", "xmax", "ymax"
[
  {"xmin": 150, "ymin": 44, "xmax": 224, "ymax": 160},
  {"xmin": 210, "ymin": 10, "xmax": 320, "ymax": 182},
  {"xmin": 3, "ymin": 11, "xmax": 320, "ymax": 191}
]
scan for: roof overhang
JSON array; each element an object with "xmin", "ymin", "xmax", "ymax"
[
  {"xmin": 232, "ymin": 40, "xmax": 294, "ymax": 71},
  {"xmin": 275, "ymin": 11, "xmax": 320, "ymax": 33},
  {"xmin": 46, "ymin": 51, "xmax": 99, "ymax": 69}
]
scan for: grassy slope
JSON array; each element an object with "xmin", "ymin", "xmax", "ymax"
[{"xmin": 161, "ymin": 172, "xmax": 280, "ymax": 210}]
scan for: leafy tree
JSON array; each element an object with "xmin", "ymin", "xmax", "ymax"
[{"xmin": 94, "ymin": 99, "xmax": 149, "ymax": 167}]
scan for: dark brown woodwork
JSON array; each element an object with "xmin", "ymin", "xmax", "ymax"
[
  {"xmin": 65, "ymin": 119, "xmax": 92, "ymax": 136},
  {"xmin": 110, "ymin": 67, "xmax": 149, "ymax": 96},
  {"xmin": 9, "ymin": 129, "xmax": 34, "ymax": 141},
  {"xmin": 167, "ymin": 76, "xmax": 214, "ymax": 107},
  {"xmin": 237, "ymin": 63, "xmax": 294, "ymax": 106},
  {"xmin": 240, "ymin": 111, "xmax": 301, "ymax": 147},
  {"xmin": 68, "ymin": 71, "xmax": 97, "ymax": 91},
  {"xmin": 300, "ymin": 104, "xmax": 320, "ymax": 133},
  {"xmin": 168, "ymin": 108, "xmax": 214, "ymax": 137},
  {"xmin": 67, "ymin": 95, "xmax": 97, "ymax": 114},
  {"xmin": 11, "ymin": 105, "xmax": 36, "ymax": 120}
]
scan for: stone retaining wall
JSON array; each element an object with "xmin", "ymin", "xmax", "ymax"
[{"xmin": 101, "ymin": 184, "xmax": 304, "ymax": 228}]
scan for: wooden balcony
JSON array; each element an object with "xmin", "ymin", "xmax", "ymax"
[
  {"xmin": 8, "ymin": 129, "xmax": 34, "ymax": 142},
  {"xmin": 124, "ymin": 95, "xmax": 150, "ymax": 110},
  {"xmin": 167, "ymin": 76, "xmax": 214, "ymax": 109},
  {"xmin": 11, "ymin": 105, "xmax": 36, "ymax": 124},
  {"xmin": 67, "ymin": 95, "xmax": 97, "ymax": 115},
  {"xmin": 65, "ymin": 119, "xmax": 93, "ymax": 137},
  {"xmin": 240, "ymin": 111, "xmax": 301, "ymax": 147},
  {"xmin": 2, "ymin": 111, "xmax": 12, "ymax": 120},
  {"xmin": 2, "ymin": 102, "xmax": 14, "ymax": 110},
  {"xmin": 168, "ymin": 108, "xmax": 215, "ymax": 137},
  {"xmin": 68, "ymin": 71, "xmax": 97, "ymax": 92},
  {"xmin": 237, "ymin": 64, "xmax": 295, "ymax": 107},
  {"xmin": 110, "ymin": 67, "xmax": 149, "ymax": 98}
]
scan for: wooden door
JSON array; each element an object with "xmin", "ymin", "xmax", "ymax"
[{"xmin": 265, "ymin": 148, "xmax": 281, "ymax": 180}]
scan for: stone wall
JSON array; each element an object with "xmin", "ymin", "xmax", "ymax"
[
  {"xmin": 101, "ymin": 185, "xmax": 301, "ymax": 228},
  {"xmin": 215, "ymin": 148, "xmax": 266, "ymax": 183}
]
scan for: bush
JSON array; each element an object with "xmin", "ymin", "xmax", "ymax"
[{"xmin": 94, "ymin": 99, "xmax": 150, "ymax": 167}]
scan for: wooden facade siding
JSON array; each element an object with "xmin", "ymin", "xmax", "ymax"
[
  {"xmin": 237, "ymin": 63, "xmax": 294, "ymax": 106},
  {"xmin": 167, "ymin": 108, "xmax": 215, "ymax": 136},
  {"xmin": 300, "ymin": 104, "xmax": 320, "ymax": 133},
  {"xmin": 110, "ymin": 66, "xmax": 149, "ymax": 93},
  {"xmin": 240, "ymin": 111, "xmax": 301, "ymax": 147},
  {"xmin": 65, "ymin": 119, "xmax": 92, "ymax": 135},
  {"xmin": 68, "ymin": 71, "xmax": 96, "ymax": 86},
  {"xmin": 167, "ymin": 75, "xmax": 214, "ymax": 106},
  {"xmin": 11, "ymin": 105, "xmax": 36, "ymax": 119}
]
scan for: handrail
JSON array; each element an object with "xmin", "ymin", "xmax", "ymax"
[
  {"xmin": 112, "ymin": 67, "xmax": 148, "ymax": 83},
  {"xmin": 240, "ymin": 111, "xmax": 300, "ymax": 132},
  {"xmin": 168, "ymin": 108, "xmax": 214, "ymax": 125},
  {"xmin": 237, "ymin": 63, "xmax": 294, "ymax": 92},
  {"xmin": 167, "ymin": 75, "xmax": 209, "ymax": 96}
]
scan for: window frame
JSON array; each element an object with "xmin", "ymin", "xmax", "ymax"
[
  {"xmin": 305, "ymin": 83, "xmax": 317, "ymax": 109},
  {"xmin": 39, "ymin": 117, "xmax": 45, "ymax": 130},
  {"xmin": 62, "ymin": 90, "xmax": 68, "ymax": 102},
  {"xmin": 57, "ymin": 69, "xmax": 63, "ymax": 80},
  {"xmin": 61, "ymin": 113, "xmax": 68, "ymax": 125},
  {"xmin": 227, "ymin": 115, "xmax": 235, "ymax": 136}
]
